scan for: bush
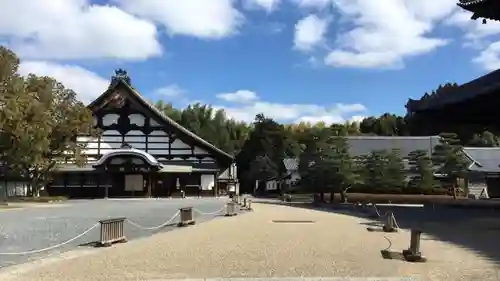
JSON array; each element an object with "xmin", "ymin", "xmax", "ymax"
[
  {"xmin": 337, "ymin": 193, "xmax": 464, "ymax": 204},
  {"xmin": 9, "ymin": 196, "xmax": 68, "ymax": 203}
]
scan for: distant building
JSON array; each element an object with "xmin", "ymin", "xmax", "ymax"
[
  {"xmin": 406, "ymin": 68, "xmax": 500, "ymax": 135},
  {"xmin": 462, "ymin": 147, "xmax": 500, "ymax": 198}
]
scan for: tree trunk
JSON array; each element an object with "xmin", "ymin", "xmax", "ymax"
[
  {"xmin": 320, "ymin": 192, "xmax": 325, "ymax": 202},
  {"xmin": 340, "ymin": 189, "xmax": 347, "ymax": 203},
  {"xmin": 329, "ymin": 192, "xmax": 334, "ymax": 203}
]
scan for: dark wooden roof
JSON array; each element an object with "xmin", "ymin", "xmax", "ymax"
[
  {"xmin": 88, "ymin": 78, "xmax": 234, "ymax": 163},
  {"xmin": 407, "ymin": 69, "xmax": 500, "ymax": 112},
  {"xmin": 457, "ymin": 0, "xmax": 500, "ymax": 22}
]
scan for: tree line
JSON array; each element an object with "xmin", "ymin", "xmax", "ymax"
[{"xmin": 0, "ymin": 46, "xmax": 483, "ymax": 197}]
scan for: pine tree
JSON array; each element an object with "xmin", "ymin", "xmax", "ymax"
[
  {"xmin": 432, "ymin": 133, "xmax": 468, "ymax": 199},
  {"xmin": 384, "ymin": 149, "xmax": 406, "ymax": 192},
  {"xmin": 322, "ymin": 135, "xmax": 355, "ymax": 202},
  {"xmin": 362, "ymin": 150, "xmax": 387, "ymax": 192},
  {"xmin": 408, "ymin": 150, "xmax": 434, "ymax": 192}
]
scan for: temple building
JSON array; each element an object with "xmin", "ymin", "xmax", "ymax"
[
  {"xmin": 457, "ymin": 0, "xmax": 500, "ymax": 24},
  {"xmin": 46, "ymin": 70, "xmax": 237, "ymax": 198},
  {"xmin": 406, "ymin": 68, "xmax": 500, "ymax": 136}
]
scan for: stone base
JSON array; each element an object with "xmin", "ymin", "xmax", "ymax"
[
  {"xmin": 99, "ymin": 238, "xmax": 127, "ymax": 247},
  {"xmin": 177, "ymin": 220, "xmax": 196, "ymax": 227},
  {"xmin": 402, "ymin": 249, "xmax": 427, "ymax": 262},
  {"xmin": 382, "ymin": 225, "xmax": 398, "ymax": 233}
]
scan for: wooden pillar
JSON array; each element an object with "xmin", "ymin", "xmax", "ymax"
[
  {"xmin": 147, "ymin": 172, "xmax": 152, "ymax": 198},
  {"xmin": 104, "ymin": 171, "xmax": 109, "ymax": 199},
  {"xmin": 214, "ymin": 172, "xmax": 218, "ymax": 197}
]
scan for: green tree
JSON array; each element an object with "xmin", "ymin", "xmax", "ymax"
[
  {"xmin": 298, "ymin": 130, "xmax": 329, "ymax": 201},
  {"xmin": 384, "ymin": 149, "xmax": 406, "ymax": 192},
  {"xmin": 432, "ymin": 133, "xmax": 468, "ymax": 199},
  {"xmin": 236, "ymin": 114, "xmax": 288, "ymax": 193},
  {"xmin": 0, "ymin": 47, "xmax": 97, "ymax": 197},
  {"xmin": 361, "ymin": 150, "xmax": 387, "ymax": 191},
  {"xmin": 322, "ymin": 135, "xmax": 356, "ymax": 202},
  {"xmin": 468, "ymin": 131, "xmax": 497, "ymax": 147},
  {"xmin": 408, "ymin": 150, "xmax": 434, "ymax": 192}
]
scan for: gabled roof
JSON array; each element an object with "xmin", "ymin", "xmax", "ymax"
[
  {"xmin": 462, "ymin": 147, "xmax": 500, "ymax": 173},
  {"xmin": 345, "ymin": 136, "xmax": 439, "ymax": 157},
  {"xmin": 88, "ymin": 78, "xmax": 234, "ymax": 163},
  {"xmin": 283, "ymin": 158, "xmax": 298, "ymax": 171},
  {"xmin": 407, "ymin": 69, "xmax": 500, "ymax": 112}
]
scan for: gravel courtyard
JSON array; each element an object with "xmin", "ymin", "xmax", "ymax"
[
  {"xmin": 1, "ymin": 203, "xmax": 499, "ymax": 281},
  {"xmin": 0, "ymin": 198, "xmax": 229, "ymax": 268}
]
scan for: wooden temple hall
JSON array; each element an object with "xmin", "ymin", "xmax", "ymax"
[{"xmin": 47, "ymin": 70, "xmax": 238, "ymax": 198}]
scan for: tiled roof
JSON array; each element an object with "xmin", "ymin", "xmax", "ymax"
[
  {"xmin": 458, "ymin": 0, "xmax": 489, "ymax": 5},
  {"xmin": 345, "ymin": 136, "xmax": 439, "ymax": 157},
  {"xmin": 282, "ymin": 136, "xmax": 440, "ymax": 172},
  {"xmin": 463, "ymin": 147, "xmax": 500, "ymax": 173},
  {"xmin": 408, "ymin": 68, "xmax": 500, "ymax": 112}
]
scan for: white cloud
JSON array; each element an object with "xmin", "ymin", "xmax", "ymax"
[
  {"xmin": 294, "ymin": 14, "xmax": 331, "ymax": 52},
  {"xmin": 473, "ymin": 42, "xmax": 500, "ymax": 71},
  {"xmin": 154, "ymin": 84, "xmax": 186, "ymax": 98},
  {"xmin": 115, "ymin": 0, "xmax": 244, "ymax": 39},
  {"xmin": 215, "ymin": 90, "xmax": 366, "ymax": 124},
  {"xmin": 244, "ymin": 0, "xmax": 281, "ymax": 12},
  {"xmin": 444, "ymin": 10, "xmax": 500, "ymax": 70},
  {"xmin": 0, "ymin": 0, "xmax": 162, "ymax": 60},
  {"xmin": 18, "ymin": 61, "xmax": 108, "ymax": 104},
  {"xmin": 324, "ymin": 0, "xmax": 457, "ymax": 69},
  {"xmin": 292, "ymin": 0, "xmax": 332, "ymax": 10},
  {"xmin": 217, "ymin": 90, "xmax": 259, "ymax": 103}
]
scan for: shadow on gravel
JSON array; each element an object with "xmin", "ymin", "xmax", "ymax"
[{"xmin": 254, "ymin": 199, "xmax": 500, "ymax": 264}]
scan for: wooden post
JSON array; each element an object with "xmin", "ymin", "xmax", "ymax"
[
  {"xmin": 99, "ymin": 218, "xmax": 127, "ymax": 247},
  {"xmin": 402, "ymin": 229, "xmax": 427, "ymax": 262},
  {"xmin": 382, "ymin": 211, "xmax": 398, "ymax": 232},
  {"xmin": 178, "ymin": 207, "xmax": 195, "ymax": 227}
]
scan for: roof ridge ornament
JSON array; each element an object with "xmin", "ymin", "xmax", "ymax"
[
  {"xmin": 109, "ymin": 68, "xmax": 132, "ymax": 88},
  {"xmin": 120, "ymin": 142, "xmax": 133, "ymax": 149}
]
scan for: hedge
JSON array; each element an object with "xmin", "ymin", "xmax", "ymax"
[{"xmin": 8, "ymin": 196, "xmax": 68, "ymax": 203}]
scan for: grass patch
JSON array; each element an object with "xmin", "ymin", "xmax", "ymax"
[
  {"xmin": 8, "ymin": 196, "xmax": 68, "ymax": 203},
  {"xmin": 283, "ymin": 193, "xmax": 469, "ymax": 205},
  {"xmin": 0, "ymin": 204, "xmax": 21, "ymax": 210}
]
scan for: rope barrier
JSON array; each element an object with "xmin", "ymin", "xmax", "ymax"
[
  {"xmin": 0, "ymin": 205, "xmax": 232, "ymax": 256},
  {"xmin": 126, "ymin": 211, "xmax": 180, "ymax": 230},
  {"xmin": 193, "ymin": 206, "xmax": 226, "ymax": 216},
  {"xmin": 0, "ymin": 223, "xmax": 99, "ymax": 256},
  {"xmin": 372, "ymin": 205, "xmax": 401, "ymax": 230}
]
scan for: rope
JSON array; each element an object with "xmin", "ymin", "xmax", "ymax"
[
  {"xmin": 383, "ymin": 235, "xmax": 393, "ymax": 251},
  {"xmin": 0, "ymin": 223, "xmax": 99, "ymax": 255},
  {"xmin": 193, "ymin": 206, "xmax": 226, "ymax": 216},
  {"xmin": 126, "ymin": 211, "xmax": 180, "ymax": 230},
  {"xmin": 372, "ymin": 205, "xmax": 401, "ymax": 230}
]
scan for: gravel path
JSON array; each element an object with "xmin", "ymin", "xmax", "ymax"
[
  {"xmin": 0, "ymin": 198, "xmax": 229, "ymax": 268},
  {"xmin": 1, "ymin": 203, "xmax": 499, "ymax": 281}
]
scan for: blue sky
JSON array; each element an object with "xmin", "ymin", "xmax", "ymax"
[{"xmin": 2, "ymin": 0, "xmax": 500, "ymax": 124}]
